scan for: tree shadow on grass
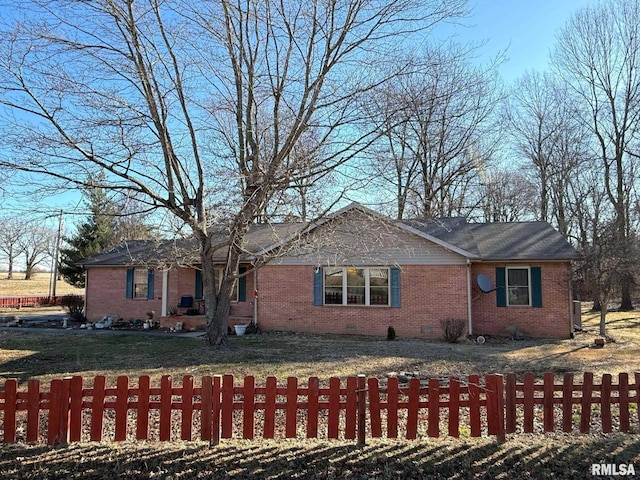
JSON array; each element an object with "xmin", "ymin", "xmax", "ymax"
[{"xmin": 1, "ymin": 434, "xmax": 639, "ymax": 479}]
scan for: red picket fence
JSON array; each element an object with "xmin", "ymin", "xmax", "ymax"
[
  {"xmin": 0, "ymin": 295, "xmax": 76, "ymax": 309},
  {"xmin": 0, "ymin": 372, "xmax": 638, "ymax": 445},
  {"xmin": 504, "ymin": 372, "xmax": 640, "ymax": 434}
]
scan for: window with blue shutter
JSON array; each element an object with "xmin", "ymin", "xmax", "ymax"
[
  {"xmin": 126, "ymin": 268, "xmax": 134, "ymax": 299},
  {"xmin": 496, "ymin": 267, "xmax": 506, "ymax": 307},
  {"xmin": 531, "ymin": 267, "xmax": 542, "ymax": 308},
  {"xmin": 195, "ymin": 269, "xmax": 203, "ymax": 300},
  {"xmin": 238, "ymin": 267, "xmax": 247, "ymax": 302},
  {"xmin": 313, "ymin": 268, "xmax": 323, "ymax": 306},
  {"xmin": 390, "ymin": 267, "xmax": 401, "ymax": 308},
  {"xmin": 147, "ymin": 269, "xmax": 154, "ymax": 299}
]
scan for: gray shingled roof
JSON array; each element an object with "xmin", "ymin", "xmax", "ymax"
[
  {"xmin": 403, "ymin": 217, "xmax": 580, "ymax": 261},
  {"xmin": 468, "ymin": 222, "xmax": 581, "ymax": 261},
  {"xmin": 80, "ymin": 222, "xmax": 307, "ymax": 266},
  {"xmin": 81, "ymin": 206, "xmax": 580, "ymax": 267}
]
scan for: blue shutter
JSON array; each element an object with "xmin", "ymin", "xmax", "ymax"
[
  {"xmin": 195, "ymin": 269, "xmax": 203, "ymax": 300},
  {"xmin": 238, "ymin": 267, "xmax": 247, "ymax": 302},
  {"xmin": 313, "ymin": 267, "xmax": 323, "ymax": 306},
  {"xmin": 390, "ymin": 267, "xmax": 401, "ymax": 308},
  {"xmin": 496, "ymin": 267, "xmax": 506, "ymax": 307},
  {"xmin": 126, "ymin": 268, "xmax": 134, "ymax": 299},
  {"xmin": 147, "ymin": 269, "xmax": 155, "ymax": 299},
  {"xmin": 531, "ymin": 267, "xmax": 542, "ymax": 308}
]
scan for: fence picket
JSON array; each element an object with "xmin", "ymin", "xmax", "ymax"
[
  {"xmin": 601, "ymin": 374, "xmax": 612, "ymax": 433},
  {"xmin": 114, "ymin": 376, "xmax": 129, "ymax": 441},
  {"xmin": 345, "ymin": 376, "xmax": 357, "ymax": 440},
  {"xmin": 200, "ymin": 376, "xmax": 212, "ymax": 442},
  {"xmin": 448, "ymin": 377, "xmax": 460, "ymax": 438},
  {"xmin": 26, "ymin": 379, "xmax": 40, "ymax": 442},
  {"xmin": 428, "ymin": 378, "xmax": 440, "ymax": 438},
  {"xmin": 357, "ymin": 375, "xmax": 366, "ymax": 445},
  {"xmin": 286, "ymin": 377, "xmax": 298, "ymax": 438},
  {"xmin": 634, "ymin": 372, "xmax": 640, "ymax": 430},
  {"xmin": 90, "ymin": 376, "xmax": 106, "ymax": 442},
  {"xmin": 307, "ymin": 377, "xmax": 319, "ymax": 439},
  {"xmin": 619, "ymin": 373, "xmax": 629, "ymax": 432},
  {"xmin": 159, "ymin": 375, "xmax": 173, "ymax": 441},
  {"xmin": 505, "ymin": 373, "xmax": 516, "ymax": 434},
  {"xmin": 580, "ymin": 372, "xmax": 594, "ymax": 434},
  {"xmin": 136, "ymin": 375, "xmax": 151, "ymax": 440},
  {"xmin": 468, "ymin": 374, "xmax": 481, "ymax": 437},
  {"xmin": 263, "ymin": 377, "xmax": 277, "ymax": 439},
  {"xmin": 211, "ymin": 376, "xmax": 221, "ymax": 446},
  {"xmin": 543, "ymin": 372, "xmax": 554, "ymax": 432},
  {"xmin": 221, "ymin": 375, "xmax": 234, "ymax": 439},
  {"xmin": 3, "ymin": 379, "xmax": 17, "ymax": 443},
  {"xmin": 562, "ymin": 373, "xmax": 574, "ymax": 433},
  {"xmin": 368, "ymin": 378, "xmax": 382, "ymax": 438},
  {"xmin": 47, "ymin": 379, "xmax": 62, "ymax": 445},
  {"xmin": 523, "ymin": 372, "xmax": 534, "ymax": 433},
  {"xmin": 327, "ymin": 377, "xmax": 340, "ymax": 439},
  {"xmin": 243, "ymin": 376, "xmax": 255, "ymax": 440},
  {"xmin": 406, "ymin": 378, "xmax": 420, "ymax": 440},
  {"xmin": 68, "ymin": 376, "xmax": 83, "ymax": 442},
  {"xmin": 182, "ymin": 375, "xmax": 194, "ymax": 440}
]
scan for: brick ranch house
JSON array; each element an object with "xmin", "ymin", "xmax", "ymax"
[{"xmin": 80, "ymin": 203, "xmax": 581, "ymax": 339}]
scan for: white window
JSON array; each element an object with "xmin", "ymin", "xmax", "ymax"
[
  {"xmin": 133, "ymin": 268, "xmax": 149, "ymax": 299},
  {"xmin": 506, "ymin": 267, "xmax": 530, "ymax": 306},
  {"xmin": 324, "ymin": 267, "xmax": 389, "ymax": 306}
]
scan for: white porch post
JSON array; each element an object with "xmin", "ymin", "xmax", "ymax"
[{"xmin": 161, "ymin": 268, "xmax": 169, "ymax": 317}]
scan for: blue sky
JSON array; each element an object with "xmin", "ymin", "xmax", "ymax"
[
  {"xmin": 1, "ymin": 0, "xmax": 598, "ymax": 224},
  {"xmin": 439, "ymin": 0, "xmax": 598, "ymax": 83}
]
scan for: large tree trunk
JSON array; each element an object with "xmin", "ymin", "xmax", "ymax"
[
  {"xmin": 599, "ymin": 307, "xmax": 607, "ymax": 337},
  {"xmin": 619, "ymin": 278, "xmax": 634, "ymax": 311}
]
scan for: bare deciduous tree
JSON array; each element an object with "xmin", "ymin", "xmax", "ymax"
[
  {"xmin": 475, "ymin": 168, "xmax": 537, "ymax": 223},
  {"xmin": 503, "ymin": 70, "xmax": 589, "ymax": 232},
  {"xmin": 364, "ymin": 42, "xmax": 501, "ymax": 219},
  {"xmin": 553, "ymin": 0, "xmax": 640, "ymax": 310},
  {"xmin": 0, "ymin": 217, "xmax": 27, "ymax": 279},
  {"xmin": 17, "ymin": 224, "xmax": 55, "ymax": 280},
  {"xmin": 0, "ymin": 0, "xmax": 466, "ymax": 346}
]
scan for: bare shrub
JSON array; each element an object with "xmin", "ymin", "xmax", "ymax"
[
  {"xmin": 440, "ymin": 318, "xmax": 465, "ymax": 343},
  {"xmin": 60, "ymin": 294, "xmax": 85, "ymax": 322}
]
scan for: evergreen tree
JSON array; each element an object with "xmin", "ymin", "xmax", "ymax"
[{"xmin": 58, "ymin": 180, "xmax": 120, "ymax": 287}]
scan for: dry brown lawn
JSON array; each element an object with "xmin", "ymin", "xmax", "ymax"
[
  {"xmin": 0, "ymin": 307, "xmax": 639, "ymax": 478},
  {"xmin": 0, "ymin": 272, "xmax": 83, "ymax": 297}
]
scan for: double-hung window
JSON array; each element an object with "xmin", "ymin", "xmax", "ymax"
[
  {"xmin": 324, "ymin": 267, "xmax": 389, "ymax": 306},
  {"xmin": 506, "ymin": 267, "xmax": 530, "ymax": 306},
  {"xmin": 126, "ymin": 268, "xmax": 154, "ymax": 300}
]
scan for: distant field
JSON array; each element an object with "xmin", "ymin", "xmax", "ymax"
[{"xmin": 0, "ymin": 272, "xmax": 83, "ymax": 296}]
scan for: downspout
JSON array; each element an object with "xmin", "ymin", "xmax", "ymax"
[
  {"xmin": 252, "ymin": 261, "xmax": 258, "ymax": 327},
  {"xmin": 466, "ymin": 259, "xmax": 473, "ymax": 337}
]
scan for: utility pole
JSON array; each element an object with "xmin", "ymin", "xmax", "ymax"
[{"xmin": 50, "ymin": 210, "xmax": 63, "ymax": 298}]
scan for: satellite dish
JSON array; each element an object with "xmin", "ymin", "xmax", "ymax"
[{"xmin": 477, "ymin": 274, "xmax": 494, "ymax": 293}]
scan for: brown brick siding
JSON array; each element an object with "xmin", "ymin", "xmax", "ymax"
[
  {"xmin": 256, "ymin": 264, "xmax": 469, "ymax": 339},
  {"xmin": 470, "ymin": 262, "xmax": 572, "ymax": 338},
  {"xmin": 86, "ymin": 261, "xmax": 572, "ymax": 338},
  {"xmin": 85, "ymin": 267, "xmax": 163, "ymax": 322}
]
